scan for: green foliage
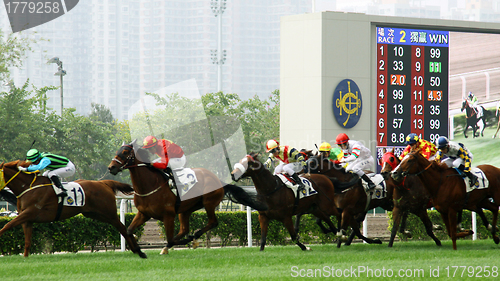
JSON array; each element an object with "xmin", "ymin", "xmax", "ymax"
[
  {"xmin": 157, "ymin": 212, "xmax": 338, "ymax": 246},
  {"xmin": 0, "ymin": 29, "xmax": 37, "ymax": 81},
  {"xmin": 388, "ymin": 209, "xmax": 499, "ymax": 241},
  {"xmin": 0, "ymin": 213, "xmax": 143, "ymax": 255}
]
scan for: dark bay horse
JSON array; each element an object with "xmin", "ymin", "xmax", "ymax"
[
  {"xmin": 461, "ymin": 99, "xmax": 487, "ymax": 138},
  {"xmin": 306, "ymin": 155, "xmax": 389, "ymax": 247},
  {"xmin": 230, "ymin": 153, "xmax": 340, "ymax": 251},
  {"xmin": 0, "ymin": 160, "xmax": 146, "ymax": 258},
  {"xmin": 379, "ymin": 148, "xmax": 441, "ymax": 247},
  {"xmin": 108, "ymin": 141, "xmax": 266, "ymax": 254},
  {"xmin": 392, "ymin": 150, "xmax": 500, "ymax": 250}
]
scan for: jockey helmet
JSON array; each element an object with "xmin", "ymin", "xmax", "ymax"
[
  {"xmin": 468, "ymin": 92, "xmax": 474, "ymax": 99},
  {"xmin": 336, "ymin": 133, "xmax": 349, "ymax": 145},
  {"xmin": 26, "ymin": 149, "xmax": 41, "ymax": 162},
  {"xmin": 143, "ymin": 135, "xmax": 158, "ymax": 149},
  {"xmin": 265, "ymin": 139, "xmax": 279, "ymax": 152},
  {"xmin": 318, "ymin": 142, "xmax": 331, "ymax": 152},
  {"xmin": 436, "ymin": 136, "xmax": 449, "ymax": 149},
  {"xmin": 405, "ymin": 133, "xmax": 419, "ymax": 145}
]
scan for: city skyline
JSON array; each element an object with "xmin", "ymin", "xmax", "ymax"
[{"xmin": 2, "ymin": 0, "xmax": 500, "ymax": 120}]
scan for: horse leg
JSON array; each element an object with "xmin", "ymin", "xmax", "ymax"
[
  {"xmin": 464, "ymin": 125, "xmax": 468, "ymax": 138},
  {"xmin": 416, "ymin": 208, "xmax": 441, "ymax": 246},
  {"xmin": 294, "ymin": 213, "xmax": 303, "ymax": 234},
  {"xmin": 345, "ymin": 212, "xmax": 367, "ymax": 246},
  {"xmin": 389, "ymin": 206, "xmax": 402, "ymax": 247},
  {"xmin": 173, "ymin": 212, "xmax": 191, "ymax": 244},
  {"xmin": 476, "ymin": 201, "xmax": 499, "ymax": 244},
  {"xmin": 162, "ymin": 215, "xmax": 176, "ymax": 255},
  {"xmin": 283, "ymin": 216, "xmax": 309, "ymax": 251},
  {"xmin": 21, "ymin": 222, "xmax": 33, "ymax": 257},
  {"xmin": 189, "ymin": 207, "xmax": 219, "ymax": 248},
  {"xmin": 106, "ymin": 216, "xmax": 147, "ymax": 258},
  {"xmin": 348, "ymin": 214, "xmax": 382, "ymax": 245},
  {"xmin": 258, "ymin": 214, "xmax": 269, "ymax": 251}
]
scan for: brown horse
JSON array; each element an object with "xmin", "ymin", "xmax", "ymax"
[
  {"xmin": 230, "ymin": 153, "xmax": 340, "ymax": 251},
  {"xmin": 392, "ymin": 150, "xmax": 500, "ymax": 249},
  {"xmin": 306, "ymin": 155, "xmax": 388, "ymax": 247},
  {"xmin": 379, "ymin": 148, "xmax": 441, "ymax": 247},
  {"xmin": 108, "ymin": 141, "xmax": 266, "ymax": 254},
  {"xmin": 0, "ymin": 160, "xmax": 146, "ymax": 258}
]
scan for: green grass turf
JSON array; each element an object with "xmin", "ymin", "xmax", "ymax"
[
  {"xmin": 1, "ymin": 240, "xmax": 499, "ymax": 280},
  {"xmin": 453, "ymin": 120, "xmax": 500, "ymax": 167}
]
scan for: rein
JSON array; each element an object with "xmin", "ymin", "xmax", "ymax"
[{"xmin": 0, "ymin": 168, "xmax": 52, "ymax": 198}]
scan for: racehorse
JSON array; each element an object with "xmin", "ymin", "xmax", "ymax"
[
  {"xmin": 231, "ymin": 153, "xmax": 340, "ymax": 251},
  {"xmin": 108, "ymin": 141, "xmax": 266, "ymax": 254},
  {"xmin": 0, "ymin": 160, "xmax": 146, "ymax": 258},
  {"xmin": 306, "ymin": 154, "xmax": 389, "ymax": 247},
  {"xmin": 461, "ymin": 99, "xmax": 487, "ymax": 138},
  {"xmin": 379, "ymin": 148, "xmax": 441, "ymax": 247},
  {"xmin": 392, "ymin": 150, "xmax": 500, "ymax": 250}
]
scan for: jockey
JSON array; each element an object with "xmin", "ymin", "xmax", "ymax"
[
  {"xmin": 318, "ymin": 142, "xmax": 343, "ymax": 164},
  {"xmin": 467, "ymin": 91, "xmax": 481, "ymax": 117},
  {"xmin": 399, "ymin": 133, "xmax": 437, "ymax": 161},
  {"xmin": 264, "ymin": 139, "xmax": 306, "ymax": 192},
  {"xmin": 142, "ymin": 136, "xmax": 186, "ymax": 176},
  {"xmin": 435, "ymin": 136, "xmax": 478, "ymax": 186},
  {"xmin": 18, "ymin": 149, "xmax": 76, "ymax": 197},
  {"xmin": 335, "ymin": 133, "xmax": 376, "ymax": 191}
]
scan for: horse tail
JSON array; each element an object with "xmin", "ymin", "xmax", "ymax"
[
  {"xmin": 328, "ymin": 175, "xmax": 360, "ymax": 192},
  {"xmin": 100, "ymin": 180, "xmax": 135, "ymax": 195},
  {"xmin": 222, "ymin": 183, "xmax": 268, "ymax": 211},
  {"xmin": 0, "ymin": 189, "xmax": 17, "ymax": 206}
]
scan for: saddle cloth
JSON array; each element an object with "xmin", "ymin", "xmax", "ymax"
[
  {"xmin": 173, "ymin": 168, "xmax": 198, "ymax": 197},
  {"xmin": 276, "ymin": 174, "xmax": 317, "ymax": 199},
  {"xmin": 463, "ymin": 167, "xmax": 489, "ymax": 193},
  {"xmin": 57, "ymin": 182, "xmax": 85, "ymax": 207},
  {"xmin": 362, "ymin": 174, "xmax": 387, "ymax": 200}
]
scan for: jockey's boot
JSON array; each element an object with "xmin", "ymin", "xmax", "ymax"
[
  {"xmin": 361, "ymin": 174, "xmax": 376, "ymax": 192},
  {"xmin": 465, "ymin": 171, "xmax": 478, "ymax": 186},
  {"xmin": 291, "ymin": 173, "xmax": 305, "ymax": 194},
  {"xmin": 50, "ymin": 176, "xmax": 67, "ymax": 197}
]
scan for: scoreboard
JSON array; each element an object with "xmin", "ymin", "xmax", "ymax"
[{"xmin": 376, "ymin": 26, "xmax": 449, "ymax": 159}]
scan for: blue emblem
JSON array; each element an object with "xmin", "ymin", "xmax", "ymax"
[{"xmin": 332, "ymin": 79, "xmax": 363, "ymax": 128}]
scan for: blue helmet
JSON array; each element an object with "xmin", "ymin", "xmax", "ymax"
[
  {"xmin": 405, "ymin": 133, "xmax": 419, "ymax": 145},
  {"xmin": 436, "ymin": 136, "xmax": 449, "ymax": 149},
  {"xmin": 468, "ymin": 91, "xmax": 474, "ymax": 99}
]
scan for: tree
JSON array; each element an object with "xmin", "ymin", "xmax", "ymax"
[{"xmin": 0, "ymin": 29, "xmax": 37, "ymax": 82}]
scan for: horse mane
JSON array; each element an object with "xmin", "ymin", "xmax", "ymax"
[
  {"xmin": 4, "ymin": 160, "xmax": 31, "ymax": 169},
  {"xmin": 135, "ymin": 147, "xmax": 151, "ymax": 163}
]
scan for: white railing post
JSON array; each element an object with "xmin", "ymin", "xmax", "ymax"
[
  {"xmin": 363, "ymin": 217, "xmax": 368, "ymax": 244},
  {"xmin": 247, "ymin": 206, "xmax": 252, "ymax": 247},
  {"xmin": 472, "ymin": 211, "xmax": 477, "ymax": 241},
  {"xmin": 120, "ymin": 199, "xmax": 127, "ymax": 252}
]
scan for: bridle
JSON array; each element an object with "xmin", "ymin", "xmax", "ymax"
[{"xmin": 112, "ymin": 145, "xmax": 136, "ymax": 171}]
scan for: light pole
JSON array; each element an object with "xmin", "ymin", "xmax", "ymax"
[
  {"xmin": 210, "ymin": 0, "xmax": 227, "ymax": 93},
  {"xmin": 47, "ymin": 57, "xmax": 66, "ymax": 115}
]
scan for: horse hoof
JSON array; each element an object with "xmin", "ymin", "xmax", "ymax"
[
  {"xmin": 192, "ymin": 239, "xmax": 200, "ymax": 249},
  {"xmin": 138, "ymin": 251, "xmax": 148, "ymax": 259},
  {"xmin": 160, "ymin": 247, "xmax": 169, "ymax": 255},
  {"xmin": 373, "ymin": 239, "xmax": 382, "ymax": 244},
  {"xmin": 494, "ymin": 237, "xmax": 500, "ymax": 244}
]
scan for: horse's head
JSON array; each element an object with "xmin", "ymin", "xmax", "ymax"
[
  {"xmin": 461, "ymin": 99, "xmax": 469, "ymax": 112},
  {"xmin": 231, "ymin": 152, "xmax": 262, "ymax": 182},
  {"xmin": 380, "ymin": 148, "xmax": 400, "ymax": 179},
  {"xmin": 391, "ymin": 151, "xmax": 425, "ymax": 182},
  {"xmin": 108, "ymin": 140, "xmax": 138, "ymax": 175}
]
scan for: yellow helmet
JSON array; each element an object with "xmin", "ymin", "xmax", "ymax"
[
  {"xmin": 266, "ymin": 139, "xmax": 279, "ymax": 152},
  {"xmin": 318, "ymin": 142, "xmax": 331, "ymax": 152}
]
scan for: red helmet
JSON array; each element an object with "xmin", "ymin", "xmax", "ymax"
[
  {"xmin": 266, "ymin": 139, "xmax": 279, "ymax": 152},
  {"xmin": 336, "ymin": 133, "xmax": 349, "ymax": 145},
  {"xmin": 143, "ymin": 135, "xmax": 158, "ymax": 149}
]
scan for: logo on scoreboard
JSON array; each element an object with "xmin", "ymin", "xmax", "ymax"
[{"xmin": 332, "ymin": 79, "xmax": 362, "ymax": 129}]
